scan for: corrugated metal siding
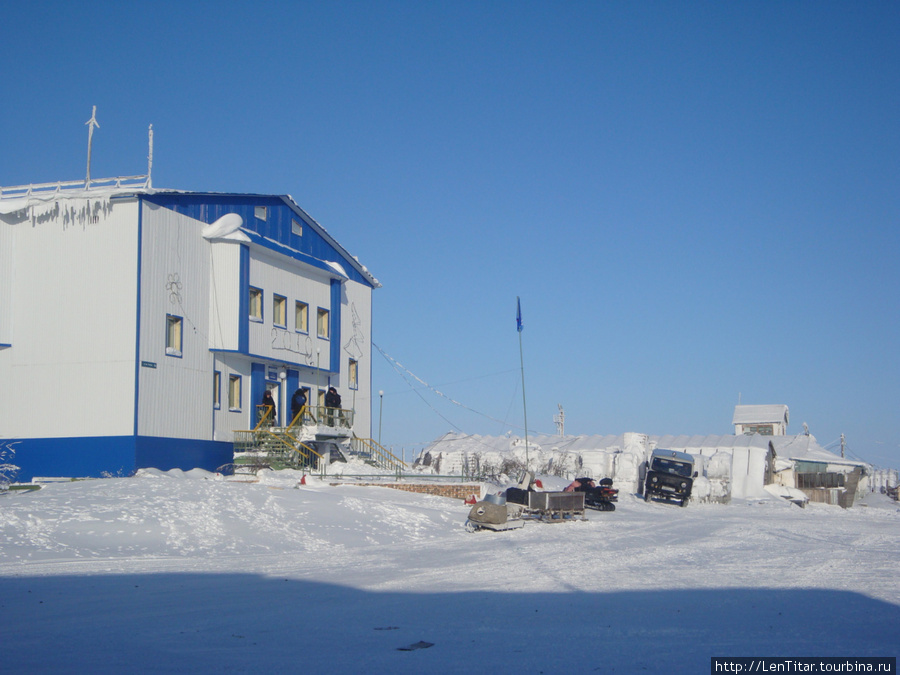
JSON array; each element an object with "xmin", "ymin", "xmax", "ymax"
[
  {"xmin": 137, "ymin": 202, "xmax": 212, "ymax": 440},
  {"xmin": 0, "ymin": 197, "xmax": 138, "ymax": 438},
  {"xmin": 0, "ymin": 221, "xmax": 12, "ymax": 344},
  {"xmin": 247, "ymin": 249, "xmax": 333, "ymax": 368},
  {"xmin": 340, "ymin": 281, "xmax": 373, "ymax": 438},
  {"xmin": 143, "ymin": 194, "xmax": 374, "ymax": 287},
  {"xmin": 208, "ymin": 243, "xmax": 241, "ymax": 351},
  {"xmin": 210, "ymin": 352, "xmax": 253, "ymax": 439}
]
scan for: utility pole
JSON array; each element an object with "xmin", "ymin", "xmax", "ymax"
[
  {"xmin": 516, "ymin": 297, "xmax": 529, "ymax": 469},
  {"xmin": 841, "ymin": 433, "xmax": 846, "ymax": 458}
]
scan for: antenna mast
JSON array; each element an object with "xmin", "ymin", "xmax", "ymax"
[
  {"xmin": 147, "ymin": 124, "xmax": 154, "ymax": 188},
  {"xmin": 85, "ymin": 105, "xmax": 100, "ymax": 186},
  {"xmin": 554, "ymin": 404, "xmax": 565, "ymax": 436}
]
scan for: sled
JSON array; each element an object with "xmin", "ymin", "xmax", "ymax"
[{"xmin": 465, "ymin": 488, "xmax": 585, "ymax": 532}]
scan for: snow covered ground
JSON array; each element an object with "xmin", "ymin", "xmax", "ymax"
[{"xmin": 2, "ymin": 469, "xmax": 898, "ymax": 673}]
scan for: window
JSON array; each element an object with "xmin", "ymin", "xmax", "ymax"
[
  {"xmin": 273, "ymin": 294, "xmax": 286, "ymax": 327},
  {"xmin": 213, "ymin": 371, "xmax": 221, "ymax": 409},
  {"xmin": 292, "ymin": 219, "xmax": 303, "ymax": 236},
  {"xmin": 254, "ymin": 206, "xmax": 267, "ymax": 221},
  {"xmin": 317, "ymin": 389, "xmax": 326, "ymax": 409},
  {"xmin": 228, "ymin": 375, "xmax": 242, "ymax": 411},
  {"xmin": 317, "ymin": 308, "xmax": 330, "ymax": 339},
  {"xmin": 249, "ymin": 288, "xmax": 263, "ymax": 321},
  {"xmin": 166, "ymin": 314, "xmax": 183, "ymax": 357},
  {"xmin": 349, "ymin": 359, "xmax": 358, "ymax": 390},
  {"xmin": 295, "ymin": 301, "xmax": 308, "ymax": 333}
]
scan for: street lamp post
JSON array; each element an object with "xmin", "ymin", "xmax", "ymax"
[
  {"xmin": 378, "ymin": 390, "xmax": 384, "ymax": 446},
  {"xmin": 316, "ymin": 348, "xmax": 321, "ymax": 416}
]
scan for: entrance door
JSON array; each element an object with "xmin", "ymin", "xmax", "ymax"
[{"xmin": 266, "ymin": 382, "xmax": 281, "ymax": 427}]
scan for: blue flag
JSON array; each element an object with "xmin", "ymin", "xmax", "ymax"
[{"xmin": 516, "ymin": 297, "xmax": 523, "ymax": 333}]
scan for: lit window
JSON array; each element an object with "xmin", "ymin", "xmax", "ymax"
[
  {"xmin": 254, "ymin": 206, "xmax": 267, "ymax": 221},
  {"xmin": 166, "ymin": 314, "xmax": 183, "ymax": 357},
  {"xmin": 273, "ymin": 294, "xmax": 286, "ymax": 327},
  {"xmin": 228, "ymin": 375, "xmax": 242, "ymax": 410},
  {"xmin": 295, "ymin": 301, "xmax": 308, "ymax": 333},
  {"xmin": 292, "ymin": 219, "xmax": 303, "ymax": 236},
  {"xmin": 249, "ymin": 288, "xmax": 262, "ymax": 321},
  {"xmin": 213, "ymin": 371, "xmax": 221, "ymax": 409},
  {"xmin": 317, "ymin": 308, "xmax": 330, "ymax": 339},
  {"xmin": 349, "ymin": 359, "xmax": 358, "ymax": 390}
]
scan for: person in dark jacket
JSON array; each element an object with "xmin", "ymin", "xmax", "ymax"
[
  {"xmin": 261, "ymin": 389, "xmax": 277, "ymax": 426},
  {"xmin": 324, "ymin": 387, "xmax": 342, "ymax": 426},
  {"xmin": 290, "ymin": 388, "xmax": 307, "ymax": 425}
]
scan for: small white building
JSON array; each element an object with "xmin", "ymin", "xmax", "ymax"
[
  {"xmin": 0, "ymin": 177, "xmax": 379, "ymax": 481},
  {"xmin": 733, "ymin": 404, "xmax": 790, "ymax": 436}
]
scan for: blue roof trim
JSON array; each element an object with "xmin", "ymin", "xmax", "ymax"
[
  {"xmin": 141, "ymin": 192, "xmax": 378, "ymax": 289},
  {"xmin": 238, "ymin": 245, "xmax": 250, "ymax": 353},
  {"xmin": 209, "ymin": 348, "xmax": 338, "ymax": 375},
  {"xmin": 241, "ymin": 229, "xmax": 348, "ymax": 280}
]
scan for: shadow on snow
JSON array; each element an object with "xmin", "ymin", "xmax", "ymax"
[{"xmin": 1, "ymin": 573, "xmax": 897, "ymax": 673}]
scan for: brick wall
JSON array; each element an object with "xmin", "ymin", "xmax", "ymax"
[{"xmin": 330, "ymin": 481, "xmax": 484, "ymax": 501}]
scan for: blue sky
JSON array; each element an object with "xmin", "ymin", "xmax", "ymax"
[{"xmin": 3, "ymin": 1, "xmax": 898, "ymax": 467}]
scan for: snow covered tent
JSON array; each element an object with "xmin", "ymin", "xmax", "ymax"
[
  {"xmin": 417, "ymin": 430, "xmax": 867, "ymax": 505},
  {"xmin": 0, "ymin": 178, "xmax": 379, "ymax": 481}
]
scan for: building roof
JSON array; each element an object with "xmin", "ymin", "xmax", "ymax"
[
  {"xmin": 421, "ymin": 430, "xmax": 868, "ymax": 469},
  {"xmin": 732, "ymin": 404, "xmax": 789, "ymax": 425},
  {"xmin": 0, "ymin": 179, "xmax": 380, "ymax": 288}
]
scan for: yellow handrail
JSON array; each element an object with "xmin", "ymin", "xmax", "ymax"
[
  {"xmin": 285, "ymin": 405, "xmax": 309, "ymax": 432},
  {"xmin": 352, "ymin": 436, "xmax": 407, "ymax": 471},
  {"xmin": 253, "ymin": 404, "xmax": 275, "ymax": 431},
  {"xmin": 257, "ymin": 430, "xmax": 324, "ymax": 465}
]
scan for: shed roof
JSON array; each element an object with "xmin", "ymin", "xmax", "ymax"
[{"xmin": 732, "ymin": 404, "xmax": 789, "ymax": 425}]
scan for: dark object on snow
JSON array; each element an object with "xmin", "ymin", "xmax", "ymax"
[
  {"xmin": 564, "ymin": 477, "xmax": 618, "ymax": 511},
  {"xmin": 643, "ymin": 449, "xmax": 696, "ymax": 507},
  {"xmin": 466, "ymin": 473, "xmax": 585, "ymax": 532},
  {"xmin": 466, "ymin": 500, "xmax": 513, "ymax": 529},
  {"xmin": 397, "ymin": 641, "xmax": 434, "ymax": 651},
  {"xmin": 505, "ymin": 486, "xmax": 529, "ymax": 506}
]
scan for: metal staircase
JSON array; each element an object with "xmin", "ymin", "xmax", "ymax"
[
  {"xmin": 349, "ymin": 436, "xmax": 407, "ymax": 472},
  {"xmin": 231, "ymin": 406, "xmax": 326, "ymax": 475},
  {"xmin": 231, "ymin": 405, "xmax": 410, "ymax": 476}
]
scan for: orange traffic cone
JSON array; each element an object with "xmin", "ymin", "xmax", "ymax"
[
  {"xmin": 464, "ymin": 494, "xmax": 477, "ymax": 505},
  {"xmin": 300, "ymin": 475, "xmax": 307, "ymax": 485}
]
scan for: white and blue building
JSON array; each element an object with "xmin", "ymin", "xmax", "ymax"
[{"xmin": 0, "ymin": 177, "xmax": 379, "ymax": 481}]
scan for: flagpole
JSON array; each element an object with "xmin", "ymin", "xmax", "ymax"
[{"xmin": 517, "ymin": 297, "xmax": 529, "ymax": 470}]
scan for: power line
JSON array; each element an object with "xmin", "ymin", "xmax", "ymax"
[{"xmin": 373, "ymin": 342, "xmax": 531, "ymax": 433}]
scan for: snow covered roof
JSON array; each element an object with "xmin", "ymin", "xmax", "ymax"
[
  {"xmin": 732, "ymin": 404, "xmax": 789, "ymax": 425},
  {"xmin": 421, "ymin": 430, "xmax": 868, "ymax": 468},
  {"xmin": 769, "ymin": 435, "xmax": 867, "ymax": 468},
  {"xmin": 0, "ymin": 178, "xmax": 380, "ymax": 288}
]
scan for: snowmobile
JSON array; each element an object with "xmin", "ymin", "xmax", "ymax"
[
  {"xmin": 465, "ymin": 473, "xmax": 586, "ymax": 532},
  {"xmin": 568, "ymin": 476, "xmax": 618, "ymax": 512}
]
